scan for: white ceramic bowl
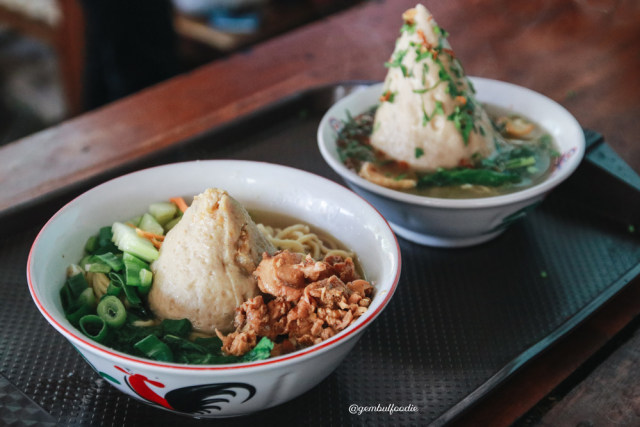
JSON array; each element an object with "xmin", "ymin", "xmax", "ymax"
[
  {"xmin": 318, "ymin": 78, "xmax": 585, "ymax": 247},
  {"xmin": 27, "ymin": 160, "xmax": 400, "ymax": 417}
]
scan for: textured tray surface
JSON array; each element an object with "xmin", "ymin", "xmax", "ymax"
[{"xmin": 1, "ymin": 85, "xmax": 639, "ymax": 426}]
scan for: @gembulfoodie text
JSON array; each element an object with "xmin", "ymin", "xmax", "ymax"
[{"xmin": 348, "ymin": 403, "xmax": 419, "ymax": 416}]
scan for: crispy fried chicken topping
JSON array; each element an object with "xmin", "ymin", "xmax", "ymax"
[{"xmin": 217, "ymin": 250, "xmax": 373, "ymax": 357}]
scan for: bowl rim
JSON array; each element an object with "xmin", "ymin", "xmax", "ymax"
[
  {"xmin": 27, "ymin": 160, "xmax": 401, "ymax": 372},
  {"xmin": 317, "ymin": 77, "xmax": 586, "ymax": 209}
]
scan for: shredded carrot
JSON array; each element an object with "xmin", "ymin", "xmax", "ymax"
[
  {"xmin": 136, "ymin": 228, "xmax": 165, "ymax": 242},
  {"xmin": 417, "ymin": 29, "xmax": 439, "ymax": 59},
  {"xmin": 170, "ymin": 197, "xmax": 189, "ymax": 213},
  {"xmin": 455, "ymin": 95, "xmax": 467, "ymax": 106},
  {"xmin": 443, "ymin": 48, "xmax": 456, "ymax": 58},
  {"xmin": 379, "ymin": 90, "xmax": 392, "ymax": 102},
  {"xmin": 150, "ymin": 237, "xmax": 163, "ymax": 249},
  {"xmin": 417, "ymin": 29, "xmax": 430, "ymax": 47}
]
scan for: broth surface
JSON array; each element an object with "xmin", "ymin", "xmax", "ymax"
[{"xmin": 337, "ymin": 104, "xmax": 559, "ymax": 199}]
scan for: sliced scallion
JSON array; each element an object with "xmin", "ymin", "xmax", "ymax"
[
  {"xmin": 107, "ymin": 272, "xmax": 124, "ymax": 296},
  {"xmin": 138, "ymin": 268, "xmax": 153, "ymax": 294},
  {"xmin": 97, "ymin": 295, "xmax": 127, "ymax": 328},
  {"xmin": 65, "ymin": 304, "xmax": 92, "ymax": 326},
  {"xmin": 67, "ymin": 273, "xmax": 89, "ymax": 298},
  {"xmin": 79, "ymin": 315, "xmax": 109, "ymax": 343},
  {"xmin": 122, "ymin": 283, "xmax": 141, "ymax": 306},
  {"xmin": 77, "ymin": 287, "xmax": 96, "ymax": 309},
  {"xmin": 84, "ymin": 235, "xmax": 98, "ymax": 254},
  {"xmin": 124, "ymin": 261, "xmax": 143, "ymax": 287},
  {"xmin": 85, "ymin": 263, "xmax": 111, "ymax": 274},
  {"xmin": 92, "ymin": 252, "xmax": 124, "ymax": 272}
]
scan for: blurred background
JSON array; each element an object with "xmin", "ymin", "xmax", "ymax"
[{"xmin": 0, "ymin": 0, "xmax": 362, "ymax": 146}]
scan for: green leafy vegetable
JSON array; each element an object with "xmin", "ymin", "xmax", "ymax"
[
  {"xmin": 241, "ymin": 337, "xmax": 275, "ymax": 362},
  {"xmin": 418, "ymin": 168, "xmax": 521, "ymax": 187},
  {"xmin": 134, "ymin": 335, "xmax": 173, "ymax": 362},
  {"xmin": 448, "ymin": 106, "xmax": 474, "ymax": 145},
  {"xmin": 384, "ymin": 48, "xmax": 409, "ymax": 77},
  {"xmin": 162, "ymin": 318, "xmax": 192, "ymax": 338}
]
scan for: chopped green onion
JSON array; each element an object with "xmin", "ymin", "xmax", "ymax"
[
  {"xmin": 59, "ymin": 285, "xmax": 73, "ymax": 312},
  {"xmin": 65, "ymin": 304, "xmax": 92, "ymax": 326},
  {"xmin": 107, "ymin": 272, "xmax": 125, "ymax": 296},
  {"xmin": 97, "ymin": 295, "xmax": 127, "ymax": 328},
  {"xmin": 93, "ymin": 226, "xmax": 119, "ymax": 255},
  {"xmin": 122, "ymin": 283, "xmax": 141, "ymax": 306},
  {"xmin": 79, "ymin": 255, "xmax": 92, "ymax": 268},
  {"xmin": 77, "ymin": 287, "xmax": 96, "ymax": 309},
  {"xmin": 92, "ymin": 253, "xmax": 124, "ymax": 272},
  {"xmin": 108, "ymin": 271, "xmax": 125, "ymax": 286},
  {"xmin": 123, "ymin": 253, "xmax": 149, "ymax": 288},
  {"xmin": 106, "ymin": 282, "xmax": 122, "ymax": 296},
  {"xmin": 138, "ymin": 268, "xmax": 153, "ymax": 294},
  {"xmin": 98, "ymin": 226, "xmax": 113, "ymax": 247},
  {"xmin": 79, "ymin": 315, "xmax": 109, "ymax": 343},
  {"xmin": 123, "ymin": 252, "xmax": 148, "ymax": 267},
  {"xmin": 67, "ymin": 273, "xmax": 89, "ymax": 298},
  {"xmin": 85, "ymin": 263, "xmax": 111, "ymax": 274},
  {"xmin": 124, "ymin": 262, "xmax": 143, "ymax": 287},
  {"xmin": 84, "ymin": 236, "xmax": 98, "ymax": 253}
]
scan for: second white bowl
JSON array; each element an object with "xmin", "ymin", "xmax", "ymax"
[{"xmin": 318, "ymin": 78, "xmax": 585, "ymax": 247}]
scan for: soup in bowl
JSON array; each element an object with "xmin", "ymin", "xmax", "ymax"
[
  {"xmin": 318, "ymin": 4, "xmax": 584, "ymax": 247},
  {"xmin": 27, "ymin": 160, "xmax": 400, "ymax": 417},
  {"xmin": 317, "ymin": 79, "xmax": 585, "ymax": 247}
]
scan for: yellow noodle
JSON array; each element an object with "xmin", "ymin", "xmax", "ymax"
[
  {"xmin": 132, "ymin": 318, "xmax": 159, "ymax": 328},
  {"xmin": 90, "ymin": 272, "xmax": 110, "ymax": 300},
  {"xmin": 189, "ymin": 330, "xmax": 215, "ymax": 340},
  {"xmin": 257, "ymin": 222, "xmax": 353, "ymax": 260}
]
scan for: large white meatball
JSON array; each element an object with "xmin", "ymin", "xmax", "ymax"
[
  {"xmin": 149, "ymin": 188, "xmax": 275, "ymax": 333},
  {"xmin": 371, "ymin": 4, "xmax": 496, "ymax": 172}
]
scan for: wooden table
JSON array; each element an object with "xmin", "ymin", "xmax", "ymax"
[{"xmin": 1, "ymin": 0, "xmax": 639, "ymax": 425}]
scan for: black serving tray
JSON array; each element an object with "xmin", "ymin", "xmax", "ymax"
[{"xmin": 1, "ymin": 83, "xmax": 639, "ymax": 426}]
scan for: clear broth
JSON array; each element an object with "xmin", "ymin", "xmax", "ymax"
[{"xmin": 337, "ymin": 103, "xmax": 559, "ymax": 199}]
